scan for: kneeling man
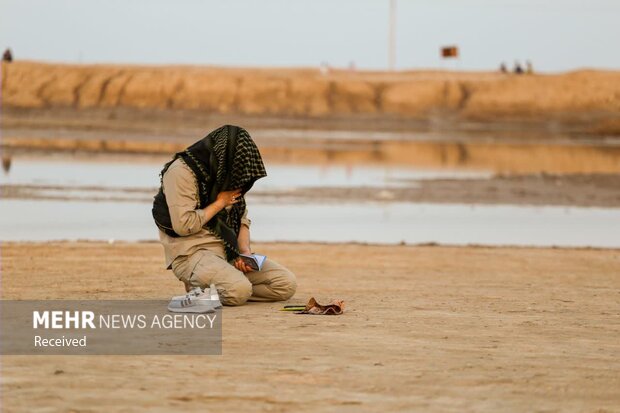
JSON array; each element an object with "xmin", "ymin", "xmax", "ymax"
[{"xmin": 152, "ymin": 125, "xmax": 297, "ymax": 306}]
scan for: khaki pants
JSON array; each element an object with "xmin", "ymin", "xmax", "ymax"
[{"xmin": 171, "ymin": 249, "xmax": 297, "ymax": 306}]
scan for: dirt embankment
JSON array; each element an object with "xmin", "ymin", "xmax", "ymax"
[{"xmin": 2, "ymin": 61, "xmax": 620, "ymax": 134}]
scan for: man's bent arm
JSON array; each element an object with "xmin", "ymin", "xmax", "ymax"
[
  {"xmin": 163, "ymin": 164, "xmax": 210, "ymax": 236},
  {"xmin": 203, "ymin": 201, "xmax": 225, "ymax": 224},
  {"xmin": 237, "ymin": 224, "xmax": 251, "ymax": 254}
]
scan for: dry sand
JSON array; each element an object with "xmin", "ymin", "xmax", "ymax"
[
  {"xmin": 3, "ymin": 61, "xmax": 620, "ymax": 134},
  {"xmin": 2, "ymin": 242, "xmax": 619, "ymax": 412}
]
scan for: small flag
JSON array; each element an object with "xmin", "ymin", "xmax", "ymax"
[{"xmin": 441, "ymin": 46, "xmax": 459, "ymax": 59}]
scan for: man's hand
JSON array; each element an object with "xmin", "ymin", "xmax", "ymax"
[
  {"xmin": 234, "ymin": 257, "xmax": 254, "ymax": 273},
  {"xmin": 203, "ymin": 189, "xmax": 242, "ymax": 224},
  {"xmin": 215, "ymin": 189, "xmax": 242, "ymax": 209}
]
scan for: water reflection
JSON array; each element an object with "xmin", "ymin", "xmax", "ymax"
[
  {"xmin": 1, "ymin": 145, "xmax": 619, "ymax": 247},
  {"xmin": 0, "ymin": 156, "xmax": 491, "ymax": 191},
  {"xmin": 5, "ymin": 134, "xmax": 620, "ymax": 175},
  {"xmin": 259, "ymin": 139, "xmax": 620, "ymax": 174}
]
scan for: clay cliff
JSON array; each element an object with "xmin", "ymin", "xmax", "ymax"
[{"xmin": 2, "ymin": 61, "xmax": 619, "ymax": 133}]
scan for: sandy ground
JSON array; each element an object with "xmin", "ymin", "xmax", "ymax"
[{"xmin": 2, "ymin": 241, "xmax": 619, "ymax": 412}]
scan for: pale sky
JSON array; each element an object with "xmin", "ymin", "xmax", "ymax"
[{"xmin": 1, "ymin": 0, "xmax": 618, "ymax": 72}]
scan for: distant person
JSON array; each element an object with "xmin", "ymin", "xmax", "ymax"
[
  {"xmin": 2, "ymin": 48, "xmax": 13, "ymax": 63},
  {"xmin": 1, "ymin": 155, "xmax": 11, "ymax": 174},
  {"xmin": 152, "ymin": 125, "xmax": 297, "ymax": 306},
  {"xmin": 526, "ymin": 60, "xmax": 534, "ymax": 74},
  {"xmin": 514, "ymin": 61, "xmax": 524, "ymax": 74},
  {"xmin": 499, "ymin": 62, "xmax": 508, "ymax": 73}
]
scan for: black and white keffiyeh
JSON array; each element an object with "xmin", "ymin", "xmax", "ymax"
[{"xmin": 153, "ymin": 125, "xmax": 267, "ymax": 261}]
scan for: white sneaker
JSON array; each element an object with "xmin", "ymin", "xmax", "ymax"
[
  {"xmin": 169, "ymin": 285, "xmax": 222, "ymax": 311},
  {"xmin": 175, "ymin": 287, "xmax": 203, "ymax": 300},
  {"xmin": 167, "ymin": 294, "xmax": 216, "ymax": 313}
]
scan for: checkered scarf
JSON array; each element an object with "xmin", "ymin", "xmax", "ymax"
[{"xmin": 154, "ymin": 125, "xmax": 266, "ymax": 261}]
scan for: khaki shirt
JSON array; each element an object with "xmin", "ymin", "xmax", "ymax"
[{"xmin": 158, "ymin": 158, "xmax": 251, "ymax": 269}]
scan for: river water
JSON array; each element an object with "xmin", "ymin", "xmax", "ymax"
[{"xmin": 1, "ymin": 155, "xmax": 619, "ymax": 247}]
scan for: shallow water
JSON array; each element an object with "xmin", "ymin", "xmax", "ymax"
[
  {"xmin": 1, "ymin": 155, "xmax": 618, "ymax": 247},
  {"xmin": 0, "ymin": 157, "xmax": 491, "ymax": 191},
  {"xmin": 1, "ymin": 199, "xmax": 619, "ymax": 248}
]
